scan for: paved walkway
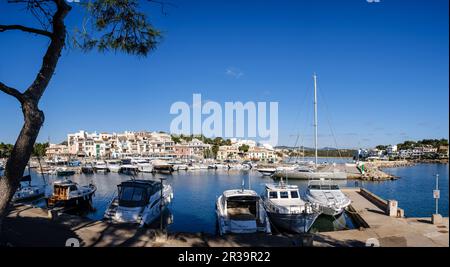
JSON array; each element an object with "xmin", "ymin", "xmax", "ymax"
[
  {"xmin": 315, "ymin": 188, "xmax": 449, "ymax": 247},
  {"xmin": 3, "ymin": 189, "xmax": 449, "ymax": 247}
]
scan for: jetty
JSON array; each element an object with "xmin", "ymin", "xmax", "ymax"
[{"xmin": 2, "ymin": 187, "xmax": 448, "ymax": 247}]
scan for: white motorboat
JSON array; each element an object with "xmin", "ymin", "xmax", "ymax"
[
  {"xmin": 257, "ymin": 168, "xmax": 277, "ymax": 176},
  {"xmin": 173, "ymin": 164, "xmax": 189, "ymax": 171},
  {"xmin": 273, "ymin": 166, "xmax": 347, "ymax": 180},
  {"xmin": 13, "ymin": 175, "xmax": 45, "ymax": 202},
  {"xmin": 104, "ymin": 179, "xmax": 174, "ymax": 227},
  {"xmin": 304, "ymin": 179, "xmax": 351, "ymax": 216},
  {"xmin": 262, "ymin": 180, "xmax": 321, "ymax": 233},
  {"xmin": 94, "ymin": 161, "xmax": 109, "ymax": 173},
  {"xmin": 119, "ymin": 164, "xmax": 139, "ymax": 175},
  {"xmin": 47, "ymin": 179, "xmax": 96, "ymax": 208},
  {"xmin": 216, "ymin": 189, "xmax": 271, "ymax": 235},
  {"xmin": 106, "ymin": 160, "xmax": 121, "ymax": 173},
  {"xmin": 132, "ymin": 159, "xmax": 154, "ymax": 173}
]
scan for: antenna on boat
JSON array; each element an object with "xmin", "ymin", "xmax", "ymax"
[{"xmin": 241, "ymin": 178, "xmax": 245, "ymax": 192}]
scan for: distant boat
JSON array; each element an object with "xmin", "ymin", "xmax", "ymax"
[
  {"xmin": 94, "ymin": 161, "xmax": 109, "ymax": 173},
  {"xmin": 304, "ymin": 179, "xmax": 351, "ymax": 216},
  {"xmin": 81, "ymin": 163, "xmax": 95, "ymax": 174},
  {"xmin": 119, "ymin": 164, "xmax": 139, "ymax": 175},
  {"xmin": 132, "ymin": 159, "xmax": 153, "ymax": 173},
  {"xmin": 216, "ymin": 189, "xmax": 271, "ymax": 235},
  {"xmin": 104, "ymin": 179, "xmax": 173, "ymax": 227},
  {"xmin": 276, "ymin": 74, "xmax": 347, "ymax": 180},
  {"xmin": 55, "ymin": 168, "xmax": 76, "ymax": 177},
  {"xmin": 273, "ymin": 166, "xmax": 347, "ymax": 180},
  {"xmin": 152, "ymin": 161, "xmax": 174, "ymax": 174},
  {"xmin": 257, "ymin": 168, "xmax": 277, "ymax": 176},
  {"xmin": 106, "ymin": 160, "xmax": 121, "ymax": 173}
]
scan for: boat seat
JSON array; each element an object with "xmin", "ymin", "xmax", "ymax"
[{"xmin": 227, "ymin": 208, "xmax": 256, "ymax": 221}]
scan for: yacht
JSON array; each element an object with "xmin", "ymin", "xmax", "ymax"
[
  {"xmin": 304, "ymin": 179, "xmax": 351, "ymax": 216},
  {"xmin": 172, "ymin": 163, "xmax": 189, "ymax": 171},
  {"xmin": 55, "ymin": 167, "xmax": 76, "ymax": 177},
  {"xmin": 81, "ymin": 163, "xmax": 94, "ymax": 174},
  {"xmin": 152, "ymin": 160, "xmax": 174, "ymax": 174},
  {"xmin": 13, "ymin": 175, "xmax": 45, "ymax": 202},
  {"xmin": 106, "ymin": 160, "xmax": 121, "ymax": 173},
  {"xmin": 119, "ymin": 164, "xmax": 139, "ymax": 175},
  {"xmin": 132, "ymin": 159, "xmax": 154, "ymax": 173},
  {"xmin": 47, "ymin": 179, "xmax": 96, "ymax": 208},
  {"xmin": 216, "ymin": 189, "xmax": 271, "ymax": 235},
  {"xmin": 256, "ymin": 168, "xmax": 277, "ymax": 176},
  {"xmin": 104, "ymin": 179, "xmax": 174, "ymax": 227},
  {"xmin": 94, "ymin": 161, "xmax": 109, "ymax": 173},
  {"xmin": 273, "ymin": 166, "xmax": 347, "ymax": 180},
  {"xmin": 262, "ymin": 180, "xmax": 321, "ymax": 233},
  {"xmin": 275, "ymin": 74, "xmax": 347, "ymax": 180}
]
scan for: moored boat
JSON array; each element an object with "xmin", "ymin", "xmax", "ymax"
[
  {"xmin": 55, "ymin": 168, "xmax": 76, "ymax": 177},
  {"xmin": 106, "ymin": 160, "xmax": 121, "ymax": 173},
  {"xmin": 257, "ymin": 168, "xmax": 277, "ymax": 176},
  {"xmin": 94, "ymin": 161, "xmax": 109, "ymax": 173},
  {"xmin": 47, "ymin": 179, "xmax": 96, "ymax": 208},
  {"xmin": 304, "ymin": 179, "xmax": 351, "ymax": 216},
  {"xmin": 119, "ymin": 164, "xmax": 139, "ymax": 175},
  {"xmin": 104, "ymin": 179, "xmax": 174, "ymax": 227},
  {"xmin": 13, "ymin": 175, "xmax": 45, "ymax": 202},
  {"xmin": 81, "ymin": 163, "xmax": 95, "ymax": 174},
  {"xmin": 216, "ymin": 189, "xmax": 271, "ymax": 235},
  {"xmin": 262, "ymin": 180, "xmax": 321, "ymax": 233}
]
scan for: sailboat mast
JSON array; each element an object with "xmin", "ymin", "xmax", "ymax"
[{"xmin": 313, "ymin": 73, "xmax": 318, "ymax": 167}]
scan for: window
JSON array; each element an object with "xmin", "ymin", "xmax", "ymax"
[
  {"xmin": 269, "ymin": 191, "xmax": 278, "ymax": 199},
  {"xmin": 280, "ymin": 191, "xmax": 289, "ymax": 198},
  {"xmin": 290, "ymin": 191, "xmax": 299, "ymax": 198},
  {"xmin": 120, "ymin": 187, "xmax": 145, "ymax": 202}
]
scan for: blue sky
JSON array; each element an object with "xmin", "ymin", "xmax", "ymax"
[{"xmin": 0, "ymin": 0, "xmax": 448, "ymax": 148}]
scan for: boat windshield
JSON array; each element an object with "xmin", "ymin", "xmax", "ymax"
[
  {"xmin": 118, "ymin": 186, "xmax": 148, "ymax": 207},
  {"xmin": 268, "ymin": 190, "xmax": 299, "ymax": 199},
  {"xmin": 309, "ymin": 184, "xmax": 339, "ymax": 190}
]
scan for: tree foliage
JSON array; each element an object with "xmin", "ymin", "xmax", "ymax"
[
  {"xmin": 73, "ymin": 0, "xmax": 161, "ymax": 56},
  {"xmin": 396, "ymin": 139, "xmax": 448, "ymax": 150}
]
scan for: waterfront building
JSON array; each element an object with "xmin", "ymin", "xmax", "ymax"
[
  {"xmin": 216, "ymin": 145, "xmax": 241, "ymax": 160},
  {"xmin": 45, "ymin": 143, "xmax": 70, "ymax": 158},
  {"xmin": 247, "ymin": 146, "xmax": 277, "ymax": 162},
  {"xmin": 67, "ymin": 130, "xmax": 176, "ymax": 159}
]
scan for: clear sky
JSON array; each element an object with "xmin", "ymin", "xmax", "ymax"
[{"xmin": 0, "ymin": 0, "xmax": 448, "ymax": 148}]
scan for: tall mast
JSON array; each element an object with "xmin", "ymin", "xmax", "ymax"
[{"xmin": 313, "ymin": 73, "xmax": 318, "ymax": 167}]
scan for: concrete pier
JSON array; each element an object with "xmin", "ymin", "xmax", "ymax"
[
  {"xmin": 315, "ymin": 188, "xmax": 449, "ymax": 247},
  {"xmin": 2, "ymin": 188, "xmax": 448, "ymax": 247}
]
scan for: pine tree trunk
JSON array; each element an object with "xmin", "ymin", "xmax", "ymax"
[{"xmin": 0, "ymin": 100, "xmax": 44, "ymax": 237}]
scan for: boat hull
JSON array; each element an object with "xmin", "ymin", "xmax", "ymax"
[
  {"xmin": 267, "ymin": 212, "xmax": 320, "ymax": 233},
  {"xmin": 273, "ymin": 170, "xmax": 347, "ymax": 180}
]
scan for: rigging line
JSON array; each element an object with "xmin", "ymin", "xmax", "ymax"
[
  {"xmin": 287, "ymin": 85, "xmax": 310, "ymax": 162},
  {"xmin": 317, "ymin": 85, "xmax": 343, "ymax": 159},
  {"xmin": 289, "ymin": 84, "xmax": 311, "ymax": 145}
]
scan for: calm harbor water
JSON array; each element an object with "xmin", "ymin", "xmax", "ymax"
[{"xmin": 5, "ymin": 162, "xmax": 448, "ymax": 234}]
